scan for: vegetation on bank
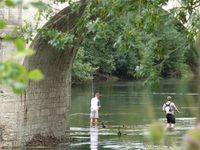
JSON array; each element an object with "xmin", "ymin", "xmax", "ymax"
[
  {"xmin": 6, "ymin": 0, "xmax": 198, "ymax": 87},
  {"xmin": 72, "ymin": 4, "xmax": 198, "ymax": 84}
]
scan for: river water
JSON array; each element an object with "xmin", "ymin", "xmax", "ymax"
[
  {"xmin": 69, "ymin": 79, "xmax": 199, "ymax": 150},
  {"xmin": 22, "ymin": 79, "xmax": 199, "ymax": 150}
]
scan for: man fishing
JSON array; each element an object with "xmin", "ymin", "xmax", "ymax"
[
  {"xmin": 90, "ymin": 92, "xmax": 101, "ymax": 126},
  {"xmin": 162, "ymin": 96, "xmax": 180, "ymax": 129}
]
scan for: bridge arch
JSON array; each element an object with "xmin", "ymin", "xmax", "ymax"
[{"xmin": 0, "ymin": 1, "xmax": 86, "ymax": 147}]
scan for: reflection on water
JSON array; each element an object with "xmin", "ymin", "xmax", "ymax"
[
  {"xmin": 90, "ymin": 127, "xmax": 99, "ymax": 150},
  {"xmin": 69, "ymin": 117, "xmax": 195, "ymax": 150}
]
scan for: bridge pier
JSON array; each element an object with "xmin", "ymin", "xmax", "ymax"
[
  {"xmin": 0, "ymin": 1, "xmax": 85, "ymax": 147},
  {"xmin": 0, "ymin": 54, "xmax": 71, "ymax": 147}
]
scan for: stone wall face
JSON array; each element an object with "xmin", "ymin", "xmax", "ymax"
[
  {"xmin": 18, "ymin": 74, "xmax": 71, "ymax": 145},
  {"xmin": 0, "ymin": 8, "xmax": 22, "ymax": 25},
  {"xmin": 0, "ymin": 7, "xmax": 22, "ymax": 147},
  {"xmin": 20, "ymin": 38, "xmax": 72, "ymax": 146},
  {"xmin": 0, "ymin": 88, "xmax": 21, "ymax": 147},
  {"xmin": 0, "ymin": 77, "xmax": 71, "ymax": 147},
  {"xmin": 0, "ymin": 39, "xmax": 16, "ymax": 61},
  {"xmin": 0, "ymin": 5, "xmax": 71, "ymax": 147}
]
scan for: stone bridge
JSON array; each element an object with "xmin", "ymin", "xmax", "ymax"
[{"xmin": 0, "ymin": 3, "xmax": 83, "ymax": 147}]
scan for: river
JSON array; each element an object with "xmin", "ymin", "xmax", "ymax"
[
  {"xmin": 22, "ymin": 79, "xmax": 198, "ymax": 150},
  {"xmin": 69, "ymin": 79, "xmax": 198, "ymax": 150}
]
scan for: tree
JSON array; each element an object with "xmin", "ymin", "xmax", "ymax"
[
  {"xmin": 76, "ymin": 5, "xmax": 197, "ymax": 82},
  {"xmin": 1, "ymin": 0, "xmax": 200, "ymax": 146}
]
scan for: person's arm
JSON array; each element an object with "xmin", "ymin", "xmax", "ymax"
[
  {"xmin": 90, "ymin": 99, "xmax": 92, "ymax": 110},
  {"xmin": 162, "ymin": 104, "xmax": 166, "ymax": 112},
  {"xmin": 173, "ymin": 103, "xmax": 180, "ymax": 113},
  {"xmin": 98, "ymin": 100, "xmax": 101, "ymax": 109},
  {"xmin": 90, "ymin": 98, "xmax": 93, "ymax": 110}
]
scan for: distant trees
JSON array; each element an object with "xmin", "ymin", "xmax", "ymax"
[{"xmin": 72, "ymin": 0, "xmax": 199, "ymax": 85}]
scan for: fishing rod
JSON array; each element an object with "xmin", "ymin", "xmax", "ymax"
[{"xmin": 91, "ymin": 73, "xmax": 94, "ymax": 97}]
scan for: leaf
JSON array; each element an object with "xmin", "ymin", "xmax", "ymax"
[
  {"xmin": 0, "ymin": 21, "xmax": 7, "ymax": 29},
  {"xmin": 30, "ymin": 1, "xmax": 49, "ymax": 10},
  {"xmin": 0, "ymin": 63, "xmax": 5, "ymax": 71},
  {"xmin": 15, "ymin": 39, "xmax": 25, "ymax": 52},
  {"xmin": 5, "ymin": 0, "xmax": 15, "ymax": 6},
  {"xmin": 179, "ymin": 11, "xmax": 187, "ymax": 23},
  {"xmin": 28, "ymin": 69, "xmax": 44, "ymax": 81},
  {"xmin": 12, "ymin": 82, "xmax": 26, "ymax": 94},
  {"xmin": 149, "ymin": 122, "xmax": 164, "ymax": 145},
  {"xmin": 15, "ymin": 49, "xmax": 35, "ymax": 59}
]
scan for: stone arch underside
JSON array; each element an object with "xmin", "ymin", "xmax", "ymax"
[{"xmin": 0, "ymin": 2, "xmax": 86, "ymax": 148}]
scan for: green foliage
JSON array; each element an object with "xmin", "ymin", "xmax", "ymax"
[
  {"xmin": 52, "ymin": 0, "xmax": 67, "ymax": 4},
  {"xmin": 4, "ymin": 0, "xmax": 200, "ymax": 88},
  {"xmin": 81, "ymin": 36, "xmax": 116, "ymax": 74},
  {"xmin": 15, "ymin": 12, "xmax": 42, "ymax": 42},
  {"xmin": 0, "ymin": 20, "xmax": 7, "ymax": 29},
  {"xmin": 72, "ymin": 1, "xmax": 198, "ymax": 85},
  {"xmin": 5, "ymin": 0, "xmax": 15, "ymax": 6},
  {"xmin": 72, "ymin": 47, "xmax": 97, "ymax": 82},
  {"xmin": 30, "ymin": 1, "xmax": 49, "ymax": 11},
  {"xmin": 170, "ymin": 0, "xmax": 200, "ymax": 37},
  {"xmin": 12, "ymin": 0, "xmax": 199, "ymax": 85},
  {"xmin": 148, "ymin": 122, "xmax": 165, "ymax": 145},
  {"xmin": 0, "ymin": 37, "xmax": 43, "ymax": 94},
  {"xmin": 15, "ymin": 39, "xmax": 25, "ymax": 52},
  {"xmin": 0, "ymin": 34, "xmax": 43, "ymax": 94},
  {"xmin": 40, "ymin": 28, "xmax": 75, "ymax": 50},
  {"xmin": 28, "ymin": 69, "xmax": 44, "ymax": 81},
  {"xmin": 0, "ymin": 62, "xmax": 27, "ymax": 94},
  {"xmin": 0, "ymin": 61, "xmax": 43, "ymax": 94}
]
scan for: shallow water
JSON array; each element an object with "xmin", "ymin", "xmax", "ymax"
[
  {"xmin": 69, "ymin": 79, "xmax": 199, "ymax": 150},
  {"xmin": 21, "ymin": 79, "xmax": 199, "ymax": 150}
]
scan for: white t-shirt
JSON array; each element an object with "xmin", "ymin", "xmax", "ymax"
[
  {"xmin": 90, "ymin": 97, "xmax": 100, "ymax": 111},
  {"xmin": 162, "ymin": 101, "xmax": 176, "ymax": 115}
]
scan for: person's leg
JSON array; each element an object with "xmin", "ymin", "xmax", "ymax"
[
  {"xmin": 90, "ymin": 118, "xmax": 93, "ymax": 123},
  {"xmin": 166, "ymin": 114, "xmax": 171, "ymax": 129},
  {"xmin": 170, "ymin": 115, "xmax": 176, "ymax": 129},
  {"xmin": 94, "ymin": 118, "xmax": 98, "ymax": 127},
  {"xmin": 90, "ymin": 110, "xmax": 95, "ymax": 126},
  {"xmin": 171, "ymin": 123, "xmax": 175, "ymax": 129},
  {"xmin": 90, "ymin": 118, "xmax": 94, "ymax": 126},
  {"xmin": 94, "ymin": 110, "xmax": 99, "ymax": 126},
  {"xmin": 166, "ymin": 123, "xmax": 170, "ymax": 129}
]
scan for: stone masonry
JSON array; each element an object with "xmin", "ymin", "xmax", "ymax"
[
  {"xmin": 0, "ymin": 4, "xmax": 71, "ymax": 148},
  {"xmin": 0, "ymin": 7, "xmax": 22, "ymax": 147}
]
